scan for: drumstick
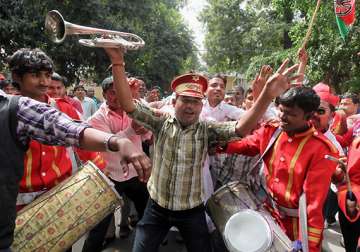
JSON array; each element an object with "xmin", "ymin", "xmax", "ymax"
[
  {"xmin": 301, "ymin": 0, "xmax": 322, "ymax": 49},
  {"xmin": 324, "ymin": 155, "xmax": 353, "ymax": 197}
]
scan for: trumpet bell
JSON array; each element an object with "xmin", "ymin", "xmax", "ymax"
[
  {"xmin": 45, "ymin": 10, "xmax": 66, "ymax": 43},
  {"xmin": 44, "ymin": 10, "xmax": 145, "ymax": 50}
]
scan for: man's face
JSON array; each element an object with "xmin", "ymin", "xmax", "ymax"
[
  {"xmin": 224, "ymin": 95, "xmax": 236, "ymax": 106},
  {"xmin": 311, "ymin": 100, "xmax": 333, "ymax": 132},
  {"xmin": 87, "ymin": 89, "xmax": 95, "ymax": 97},
  {"xmin": 103, "ymin": 85, "xmax": 120, "ymax": 110},
  {"xmin": 206, "ymin": 77, "xmax": 225, "ymax": 105},
  {"xmin": 174, "ymin": 95, "xmax": 203, "ymax": 127},
  {"xmin": 48, "ymin": 79, "xmax": 64, "ymax": 98},
  {"xmin": 339, "ymin": 98, "xmax": 358, "ymax": 116},
  {"xmin": 234, "ymin": 88, "xmax": 244, "ymax": 105},
  {"xmin": 130, "ymin": 83, "xmax": 140, "ymax": 99},
  {"xmin": 138, "ymin": 80, "xmax": 146, "ymax": 97},
  {"xmin": 148, "ymin": 89, "xmax": 160, "ymax": 102},
  {"xmin": 75, "ymin": 87, "xmax": 86, "ymax": 100},
  {"xmin": 17, "ymin": 70, "xmax": 51, "ymax": 100},
  {"xmin": 278, "ymin": 104, "xmax": 309, "ymax": 133},
  {"xmin": 243, "ymin": 91, "xmax": 254, "ymax": 110},
  {"xmin": 3, "ymin": 84, "xmax": 18, "ymax": 95}
]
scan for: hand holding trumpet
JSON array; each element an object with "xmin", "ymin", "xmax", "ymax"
[{"xmin": 325, "ymin": 155, "xmax": 359, "ymax": 217}]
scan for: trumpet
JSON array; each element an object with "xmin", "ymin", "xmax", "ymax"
[{"xmin": 45, "ymin": 10, "xmax": 145, "ymax": 50}]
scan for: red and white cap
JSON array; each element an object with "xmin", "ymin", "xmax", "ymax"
[
  {"xmin": 313, "ymin": 82, "xmax": 339, "ymax": 107},
  {"xmin": 171, "ymin": 73, "xmax": 208, "ymax": 99}
]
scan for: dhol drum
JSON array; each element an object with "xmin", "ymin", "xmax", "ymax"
[
  {"xmin": 12, "ymin": 161, "xmax": 122, "ymax": 252},
  {"xmin": 206, "ymin": 181, "xmax": 293, "ymax": 252}
]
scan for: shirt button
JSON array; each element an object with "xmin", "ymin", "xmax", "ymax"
[
  {"xmin": 288, "ymin": 138, "xmax": 293, "ymax": 143},
  {"xmin": 313, "ymin": 131, "xmax": 319, "ymax": 136},
  {"xmin": 42, "ymin": 151, "xmax": 46, "ymax": 156},
  {"xmin": 41, "ymin": 172, "xmax": 46, "ymax": 177},
  {"xmin": 279, "ymin": 156, "xmax": 285, "ymax": 162}
]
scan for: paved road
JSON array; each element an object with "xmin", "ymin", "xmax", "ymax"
[{"xmin": 72, "ymin": 208, "xmax": 345, "ymax": 252}]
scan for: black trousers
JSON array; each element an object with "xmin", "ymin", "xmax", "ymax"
[
  {"xmin": 82, "ymin": 176, "xmax": 149, "ymax": 252},
  {"xmin": 132, "ymin": 199, "xmax": 211, "ymax": 252},
  {"xmin": 323, "ymin": 188, "xmax": 339, "ymax": 222},
  {"xmin": 339, "ymin": 209, "xmax": 360, "ymax": 252}
]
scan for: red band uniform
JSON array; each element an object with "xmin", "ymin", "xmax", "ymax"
[
  {"xmin": 226, "ymin": 123, "xmax": 339, "ymax": 252},
  {"xmin": 17, "ymin": 96, "xmax": 105, "ymax": 210}
]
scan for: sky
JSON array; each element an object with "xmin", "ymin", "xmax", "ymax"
[{"xmin": 180, "ymin": 0, "xmax": 207, "ymax": 56}]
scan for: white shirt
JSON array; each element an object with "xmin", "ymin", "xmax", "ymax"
[
  {"xmin": 200, "ymin": 100, "xmax": 245, "ymax": 122},
  {"xmin": 75, "ymin": 96, "xmax": 98, "ymax": 120}
]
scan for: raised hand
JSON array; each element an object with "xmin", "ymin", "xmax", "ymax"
[
  {"xmin": 252, "ymin": 65, "xmax": 273, "ymax": 100},
  {"xmin": 297, "ymin": 47, "xmax": 308, "ymax": 65},
  {"xmin": 104, "ymin": 47, "xmax": 125, "ymax": 64},
  {"xmin": 263, "ymin": 59, "xmax": 299, "ymax": 99}
]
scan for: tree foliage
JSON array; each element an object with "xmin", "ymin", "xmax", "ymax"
[
  {"xmin": 201, "ymin": 0, "xmax": 360, "ymax": 93},
  {"xmin": 0, "ymin": 0, "xmax": 197, "ymax": 90}
]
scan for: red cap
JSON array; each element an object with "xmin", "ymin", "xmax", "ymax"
[
  {"xmin": 313, "ymin": 82, "xmax": 339, "ymax": 107},
  {"xmin": 171, "ymin": 73, "xmax": 207, "ymax": 98},
  {"xmin": 0, "ymin": 73, "xmax": 5, "ymax": 81}
]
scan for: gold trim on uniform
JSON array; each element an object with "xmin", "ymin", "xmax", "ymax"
[
  {"xmin": 26, "ymin": 149, "xmax": 33, "ymax": 191},
  {"xmin": 285, "ymin": 134, "xmax": 312, "ymax": 205}
]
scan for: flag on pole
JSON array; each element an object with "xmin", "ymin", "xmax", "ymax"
[{"xmin": 334, "ymin": 0, "xmax": 356, "ymax": 40}]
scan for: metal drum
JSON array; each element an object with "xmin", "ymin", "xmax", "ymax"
[
  {"xmin": 12, "ymin": 161, "xmax": 122, "ymax": 252},
  {"xmin": 206, "ymin": 181, "xmax": 293, "ymax": 252}
]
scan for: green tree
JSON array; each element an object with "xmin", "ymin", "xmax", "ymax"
[
  {"xmin": 201, "ymin": 0, "xmax": 360, "ymax": 93},
  {"xmin": 0, "ymin": 0, "xmax": 197, "ymax": 90}
]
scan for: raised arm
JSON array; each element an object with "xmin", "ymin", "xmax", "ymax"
[
  {"xmin": 235, "ymin": 59, "xmax": 298, "ymax": 136},
  {"xmin": 293, "ymin": 47, "xmax": 308, "ymax": 85},
  {"xmin": 104, "ymin": 48, "xmax": 135, "ymax": 113}
]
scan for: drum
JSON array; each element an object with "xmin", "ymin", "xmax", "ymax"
[
  {"xmin": 12, "ymin": 161, "xmax": 122, "ymax": 252},
  {"xmin": 206, "ymin": 181, "xmax": 293, "ymax": 252}
]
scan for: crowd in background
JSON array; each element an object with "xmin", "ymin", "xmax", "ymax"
[{"xmin": 0, "ymin": 46, "xmax": 359, "ymax": 252}]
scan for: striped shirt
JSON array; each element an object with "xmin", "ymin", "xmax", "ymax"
[
  {"xmin": 1, "ymin": 91, "xmax": 89, "ymax": 147},
  {"xmin": 130, "ymin": 102, "xmax": 237, "ymax": 210}
]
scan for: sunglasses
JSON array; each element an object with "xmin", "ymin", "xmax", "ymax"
[{"xmin": 316, "ymin": 108, "xmax": 326, "ymax": 115}]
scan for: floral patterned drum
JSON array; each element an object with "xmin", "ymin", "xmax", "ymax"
[{"xmin": 12, "ymin": 161, "xmax": 122, "ymax": 252}]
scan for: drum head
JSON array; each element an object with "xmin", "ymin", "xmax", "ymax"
[{"xmin": 224, "ymin": 209, "xmax": 272, "ymax": 252}]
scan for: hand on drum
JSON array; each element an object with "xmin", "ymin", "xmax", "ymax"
[{"xmin": 116, "ymin": 138, "xmax": 152, "ymax": 182}]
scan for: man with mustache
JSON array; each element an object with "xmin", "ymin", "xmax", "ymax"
[{"xmin": 104, "ymin": 47, "xmax": 298, "ymax": 252}]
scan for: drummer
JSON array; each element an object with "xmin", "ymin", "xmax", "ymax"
[
  {"xmin": 104, "ymin": 47, "xmax": 298, "ymax": 252},
  {"xmin": 225, "ymin": 86, "xmax": 340, "ymax": 252},
  {"xmin": 0, "ymin": 48, "xmax": 151, "ymax": 252}
]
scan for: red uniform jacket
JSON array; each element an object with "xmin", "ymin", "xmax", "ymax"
[
  {"xmin": 226, "ymin": 124, "xmax": 339, "ymax": 252},
  {"xmin": 18, "ymin": 97, "xmax": 105, "ymax": 202},
  {"xmin": 337, "ymin": 136, "xmax": 360, "ymax": 222}
]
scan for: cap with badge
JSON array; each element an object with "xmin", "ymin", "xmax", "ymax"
[{"xmin": 171, "ymin": 73, "xmax": 208, "ymax": 99}]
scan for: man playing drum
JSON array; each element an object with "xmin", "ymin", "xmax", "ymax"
[
  {"xmin": 104, "ymin": 47, "xmax": 298, "ymax": 252},
  {"xmin": 225, "ymin": 86, "xmax": 340, "ymax": 252},
  {"xmin": 0, "ymin": 48, "xmax": 151, "ymax": 252}
]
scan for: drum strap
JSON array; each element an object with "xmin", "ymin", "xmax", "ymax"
[{"xmin": 251, "ymin": 127, "xmax": 282, "ymax": 173}]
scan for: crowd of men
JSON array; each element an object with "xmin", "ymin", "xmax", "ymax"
[{"xmin": 0, "ymin": 45, "xmax": 359, "ymax": 252}]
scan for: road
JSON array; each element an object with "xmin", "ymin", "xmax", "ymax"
[{"xmin": 72, "ymin": 208, "xmax": 345, "ymax": 252}]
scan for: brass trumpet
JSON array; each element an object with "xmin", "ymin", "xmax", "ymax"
[{"xmin": 45, "ymin": 10, "xmax": 145, "ymax": 50}]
